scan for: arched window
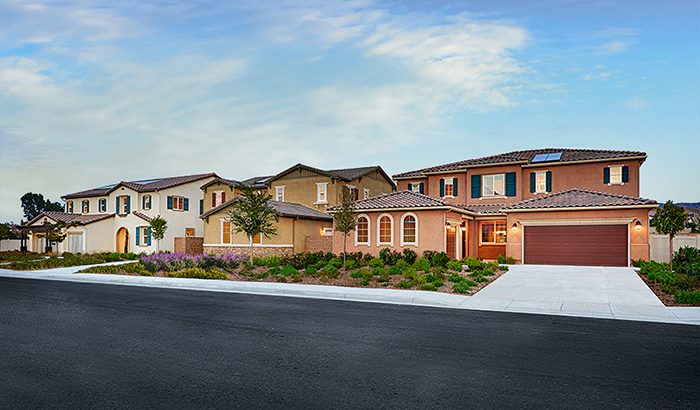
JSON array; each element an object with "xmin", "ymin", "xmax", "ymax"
[
  {"xmin": 377, "ymin": 214, "xmax": 393, "ymax": 245},
  {"xmin": 82, "ymin": 200, "xmax": 90, "ymax": 213},
  {"xmin": 355, "ymin": 215, "xmax": 370, "ymax": 245},
  {"xmin": 142, "ymin": 194, "xmax": 152, "ymax": 210},
  {"xmin": 401, "ymin": 213, "xmax": 418, "ymax": 245},
  {"xmin": 66, "ymin": 201, "xmax": 74, "ymax": 213}
]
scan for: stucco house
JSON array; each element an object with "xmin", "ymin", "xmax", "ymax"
[
  {"xmin": 25, "ymin": 173, "xmax": 217, "ymax": 253},
  {"xmin": 331, "ymin": 148, "xmax": 658, "ymax": 267}
]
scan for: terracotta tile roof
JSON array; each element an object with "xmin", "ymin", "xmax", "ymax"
[
  {"xmin": 393, "ymin": 148, "xmax": 647, "ymax": 178},
  {"xmin": 200, "ymin": 197, "xmax": 331, "ymax": 221},
  {"xmin": 64, "ymin": 173, "xmax": 217, "ymax": 199},
  {"xmin": 502, "ymin": 189, "xmax": 657, "ymax": 211},
  {"xmin": 266, "ymin": 164, "xmax": 396, "ymax": 188},
  {"xmin": 329, "ymin": 191, "xmax": 447, "ymax": 211},
  {"xmin": 133, "ymin": 211, "xmax": 153, "ymax": 222},
  {"xmin": 27, "ymin": 211, "xmax": 115, "ymax": 226},
  {"xmin": 454, "ymin": 203, "xmax": 506, "ymax": 215}
]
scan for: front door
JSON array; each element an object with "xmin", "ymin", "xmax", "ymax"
[
  {"xmin": 116, "ymin": 228, "xmax": 129, "ymax": 253},
  {"xmin": 446, "ymin": 225, "xmax": 457, "ymax": 259}
]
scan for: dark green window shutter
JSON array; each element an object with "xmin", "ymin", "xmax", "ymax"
[
  {"xmin": 199, "ymin": 199, "xmax": 203, "ymax": 215},
  {"xmin": 147, "ymin": 227, "xmax": 152, "ymax": 246},
  {"xmin": 453, "ymin": 178, "xmax": 458, "ymax": 196},
  {"xmin": 622, "ymin": 166, "xmax": 629, "ymax": 183},
  {"xmin": 603, "ymin": 167, "xmax": 610, "ymax": 184},
  {"xmin": 135, "ymin": 227, "xmax": 140, "ymax": 246},
  {"xmin": 439, "ymin": 179, "xmax": 445, "ymax": 197},
  {"xmin": 115, "ymin": 197, "xmax": 120, "ymax": 214},
  {"xmin": 505, "ymin": 172, "xmax": 516, "ymax": 196},
  {"xmin": 471, "ymin": 175, "xmax": 481, "ymax": 198},
  {"xmin": 419, "ymin": 182, "xmax": 424, "ymax": 194},
  {"xmin": 167, "ymin": 196, "xmax": 173, "ymax": 210},
  {"xmin": 183, "ymin": 198, "xmax": 189, "ymax": 211},
  {"xmin": 546, "ymin": 171, "xmax": 552, "ymax": 192},
  {"xmin": 530, "ymin": 172, "xmax": 536, "ymax": 193},
  {"xmin": 125, "ymin": 196, "xmax": 131, "ymax": 214}
]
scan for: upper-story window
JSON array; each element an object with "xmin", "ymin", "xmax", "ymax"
[
  {"xmin": 482, "ymin": 174, "xmax": 505, "ymax": 197},
  {"xmin": 81, "ymin": 200, "xmax": 90, "ymax": 213},
  {"xmin": 535, "ymin": 171, "xmax": 547, "ymax": 193},
  {"xmin": 363, "ymin": 188, "xmax": 370, "ymax": 200},
  {"xmin": 66, "ymin": 201, "xmax": 74, "ymax": 213},
  {"xmin": 316, "ymin": 183, "xmax": 327, "ymax": 204},
  {"xmin": 275, "ymin": 186, "xmax": 285, "ymax": 202},
  {"xmin": 142, "ymin": 194, "xmax": 152, "ymax": 210},
  {"xmin": 609, "ymin": 165, "xmax": 622, "ymax": 184},
  {"xmin": 604, "ymin": 165, "xmax": 628, "ymax": 186},
  {"xmin": 173, "ymin": 196, "xmax": 185, "ymax": 211},
  {"xmin": 443, "ymin": 178, "xmax": 455, "ymax": 197},
  {"xmin": 117, "ymin": 195, "xmax": 131, "ymax": 215},
  {"xmin": 98, "ymin": 198, "xmax": 107, "ymax": 213},
  {"xmin": 409, "ymin": 182, "xmax": 424, "ymax": 194},
  {"xmin": 344, "ymin": 186, "xmax": 359, "ymax": 201},
  {"xmin": 212, "ymin": 191, "xmax": 226, "ymax": 207}
]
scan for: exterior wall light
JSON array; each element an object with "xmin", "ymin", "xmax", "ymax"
[
  {"xmin": 511, "ymin": 223, "xmax": 518, "ymax": 232},
  {"xmin": 635, "ymin": 220, "xmax": 642, "ymax": 231}
]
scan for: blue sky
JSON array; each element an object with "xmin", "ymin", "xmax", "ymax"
[{"xmin": 0, "ymin": 0, "xmax": 698, "ymax": 222}]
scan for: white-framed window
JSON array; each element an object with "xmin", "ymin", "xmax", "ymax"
[
  {"xmin": 66, "ymin": 201, "xmax": 74, "ymax": 213},
  {"xmin": 363, "ymin": 188, "xmax": 370, "ymax": 200},
  {"xmin": 81, "ymin": 200, "xmax": 90, "ymax": 213},
  {"xmin": 377, "ymin": 213, "xmax": 393, "ymax": 246},
  {"xmin": 444, "ymin": 178, "xmax": 455, "ymax": 197},
  {"xmin": 316, "ymin": 183, "xmax": 328, "ymax": 204},
  {"xmin": 400, "ymin": 213, "xmax": 418, "ymax": 246},
  {"xmin": 355, "ymin": 215, "xmax": 370, "ymax": 245},
  {"xmin": 139, "ymin": 226, "xmax": 149, "ymax": 247},
  {"xmin": 410, "ymin": 183, "xmax": 421, "ymax": 193},
  {"xmin": 98, "ymin": 198, "xmax": 107, "ymax": 213},
  {"xmin": 535, "ymin": 171, "xmax": 547, "ymax": 194},
  {"xmin": 142, "ymin": 194, "xmax": 152, "ymax": 210},
  {"xmin": 482, "ymin": 174, "xmax": 505, "ymax": 197},
  {"xmin": 344, "ymin": 185, "xmax": 358, "ymax": 201},
  {"xmin": 172, "ymin": 196, "xmax": 185, "ymax": 211},
  {"xmin": 117, "ymin": 196, "xmax": 130, "ymax": 215},
  {"xmin": 275, "ymin": 186, "xmax": 285, "ymax": 202},
  {"xmin": 480, "ymin": 221, "xmax": 507, "ymax": 245},
  {"xmin": 322, "ymin": 227, "xmax": 334, "ymax": 236},
  {"xmin": 609, "ymin": 165, "xmax": 623, "ymax": 185},
  {"xmin": 221, "ymin": 220, "xmax": 232, "ymax": 244},
  {"xmin": 213, "ymin": 190, "xmax": 225, "ymax": 207}
]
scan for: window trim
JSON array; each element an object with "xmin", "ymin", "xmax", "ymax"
[
  {"xmin": 482, "ymin": 174, "xmax": 506, "ymax": 197},
  {"xmin": 535, "ymin": 171, "xmax": 547, "ymax": 194},
  {"xmin": 221, "ymin": 219, "xmax": 232, "ymax": 244},
  {"xmin": 479, "ymin": 220, "xmax": 507, "ymax": 245},
  {"xmin": 443, "ymin": 177, "xmax": 455, "ymax": 198},
  {"xmin": 66, "ymin": 201, "xmax": 74, "ymax": 213},
  {"xmin": 345, "ymin": 185, "xmax": 358, "ymax": 201},
  {"xmin": 172, "ymin": 196, "xmax": 185, "ymax": 211},
  {"xmin": 81, "ymin": 200, "xmax": 90, "ymax": 214},
  {"xmin": 355, "ymin": 214, "xmax": 370, "ymax": 246},
  {"xmin": 376, "ymin": 213, "xmax": 394, "ymax": 246},
  {"xmin": 275, "ymin": 186, "xmax": 285, "ymax": 202},
  {"xmin": 409, "ymin": 183, "xmax": 421, "ymax": 193},
  {"xmin": 98, "ymin": 198, "xmax": 107, "ymax": 213},
  {"xmin": 316, "ymin": 183, "xmax": 328, "ymax": 204},
  {"xmin": 363, "ymin": 188, "xmax": 370, "ymax": 200},
  {"xmin": 139, "ymin": 226, "xmax": 149, "ymax": 247},
  {"xmin": 608, "ymin": 165, "xmax": 623, "ymax": 185},
  {"xmin": 400, "ymin": 213, "xmax": 418, "ymax": 246},
  {"xmin": 143, "ymin": 194, "xmax": 152, "ymax": 210}
]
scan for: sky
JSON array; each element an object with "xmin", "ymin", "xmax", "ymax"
[{"xmin": 0, "ymin": 0, "xmax": 699, "ymax": 222}]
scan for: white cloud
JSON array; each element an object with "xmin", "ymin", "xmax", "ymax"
[
  {"xmin": 625, "ymin": 96, "xmax": 649, "ymax": 110},
  {"xmin": 595, "ymin": 40, "xmax": 631, "ymax": 54}
]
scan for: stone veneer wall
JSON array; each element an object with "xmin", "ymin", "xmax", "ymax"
[
  {"xmin": 174, "ymin": 237, "xmax": 204, "ymax": 255},
  {"xmin": 304, "ymin": 235, "xmax": 333, "ymax": 253},
  {"xmin": 204, "ymin": 245, "xmax": 294, "ymax": 258}
]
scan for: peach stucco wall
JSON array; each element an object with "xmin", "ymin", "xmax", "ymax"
[{"xmin": 505, "ymin": 207, "xmax": 652, "ymax": 264}]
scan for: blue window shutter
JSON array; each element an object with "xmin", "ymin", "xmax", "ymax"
[
  {"xmin": 125, "ymin": 196, "xmax": 131, "ymax": 214},
  {"xmin": 167, "ymin": 196, "xmax": 173, "ymax": 210},
  {"xmin": 546, "ymin": 171, "xmax": 552, "ymax": 192},
  {"xmin": 419, "ymin": 182, "xmax": 424, "ymax": 194},
  {"xmin": 471, "ymin": 175, "xmax": 481, "ymax": 198},
  {"xmin": 147, "ymin": 227, "xmax": 152, "ymax": 246},
  {"xmin": 622, "ymin": 166, "xmax": 629, "ymax": 183},
  {"xmin": 603, "ymin": 167, "xmax": 610, "ymax": 184},
  {"xmin": 453, "ymin": 178, "xmax": 458, "ymax": 196},
  {"xmin": 142, "ymin": 196, "xmax": 145, "ymax": 209},
  {"xmin": 505, "ymin": 172, "xmax": 516, "ymax": 196},
  {"xmin": 199, "ymin": 199, "xmax": 203, "ymax": 215},
  {"xmin": 183, "ymin": 198, "xmax": 189, "ymax": 211},
  {"xmin": 530, "ymin": 172, "xmax": 536, "ymax": 193},
  {"xmin": 135, "ymin": 227, "xmax": 140, "ymax": 246},
  {"xmin": 115, "ymin": 197, "xmax": 120, "ymax": 214},
  {"xmin": 439, "ymin": 179, "xmax": 445, "ymax": 197}
]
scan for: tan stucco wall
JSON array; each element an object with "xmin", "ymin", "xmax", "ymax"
[
  {"xmin": 505, "ymin": 207, "xmax": 652, "ymax": 264},
  {"xmin": 201, "ymin": 182, "xmax": 245, "ymax": 214}
]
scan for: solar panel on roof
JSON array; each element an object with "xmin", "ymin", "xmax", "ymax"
[
  {"xmin": 96, "ymin": 184, "xmax": 116, "ymax": 189},
  {"xmin": 546, "ymin": 152, "xmax": 563, "ymax": 161},
  {"xmin": 531, "ymin": 152, "xmax": 563, "ymax": 163},
  {"xmin": 132, "ymin": 179, "xmax": 163, "ymax": 185},
  {"xmin": 531, "ymin": 153, "xmax": 549, "ymax": 163}
]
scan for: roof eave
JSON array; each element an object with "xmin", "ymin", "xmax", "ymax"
[
  {"xmin": 521, "ymin": 155, "xmax": 648, "ymax": 168},
  {"xmin": 502, "ymin": 204, "xmax": 658, "ymax": 213}
]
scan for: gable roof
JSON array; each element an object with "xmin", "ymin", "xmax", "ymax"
[
  {"xmin": 328, "ymin": 191, "xmax": 450, "ymax": 212},
  {"xmin": 200, "ymin": 197, "xmax": 332, "ymax": 221},
  {"xmin": 26, "ymin": 211, "xmax": 114, "ymax": 226},
  {"xmin": 501, "ymin": 189, "xmax": 657, "ymax": 211},
  {"xmin": 240, "ymin": 175, "xmax": 275, "ymax": 189},
  {"xmin": 64, "ymin": 173, "xmax": 217, "ymax": 199},
  {"xmin": 393, "ymin": 148, "xmax": 647, "ymax": 179},
  {"xmin": 265, "ymin": 163, "xmax": 396, "ymax": 188}
]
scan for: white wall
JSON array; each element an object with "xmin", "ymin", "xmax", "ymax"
[
  {"xmin": 0, "ymin": 239, "xmax": 21, "ymax": 251},
  {"xmin": 649, "ymin": 233, "xmax": 700, "ymax": 262}
]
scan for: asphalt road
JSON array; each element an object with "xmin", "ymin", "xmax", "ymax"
[{"xmin": 1, "ymin": 277, "xmax": 698, "ymax": 409}]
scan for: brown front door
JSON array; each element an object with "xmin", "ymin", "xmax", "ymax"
[
  {"xmin": 524, "ymin": 225, "xmax": 628, "ymax": 267},
  {"xmin": 446, "ymin": 225, "xmax": 457, "ymax": 259}
]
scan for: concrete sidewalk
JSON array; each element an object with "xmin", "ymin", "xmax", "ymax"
[{"xmin": 0, "ymin": 263, "xmax": 698, "ymax": 325}]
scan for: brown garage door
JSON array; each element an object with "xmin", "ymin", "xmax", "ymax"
[{"xmin": 524, "ymin": 225, "xmax": 628, "ymax": 267}]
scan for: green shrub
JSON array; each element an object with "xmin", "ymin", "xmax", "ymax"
[
  {"xmin": 396, "ymin": 280, "xmax": 413, "ymax": 289},
  {"xmin": 673, "ymin": 246, "xmax": 700, "ymax": 276},
  {"xmin": 304, "ymin": 266, "xmax": 318, "ymax": 276},
  {"xmin": 276, "ymin": 275, "xmax": 287, "ymax": 282},
  {"xmin": 291, "ymin": 274, "xmax": 303, "ymax": 283},
  {"xmin": 166, "ymin": 268, "xmax": 229, "ymax": 280},
  {"xmin": 401, "ymin": 249, "xmax": 418, "ymax": 265},
  {"xmin": 462, "ymin": 257, "xmax": 483, "ymax": 270},
  {"xmin": 419, "ymin": 281, "xmax": 443, "ymax": 291},
  {"xmin": 452, "ymin": 281, "xmax": 472, "ymax": 294},
  {"xmin": 448, "ymin": 274, "xmax": 465, "ymax": 283},
  {"xmin": 253, "ymin": 256, "xmax": 280, "ymax": 267},
  {"xmin": 372, "ymin": 267, "xmax": 387, "ymax": 277},
  {"xmin": 320, "ymin": 264, "xmax": 339, "ymax": 277},
  {"xmin": 78, "ymin": 262, "xmax": 151, "ymax": 276},
  {"xmin": 0, "ymin": 251, "xmax": 42, "ymax": 262},
  {"xmin": 343, "ymin": 259, "xmax": 357, "ymax": 270},
  {"xmin": 377, "ymin": 274, "xmax": 390, "ymax": 283},
  {"xmin": 369, "ymin": 257, "xmax": 384, "ymax": 268},
  {"xmin": 424, "ymin": 273, "xmax": 442, "ymax": 283},
  {"xmin": 498, "ymin": 265, "xmax": 509, "ymax": 271},
  {"xmin": 379, "ymin": 248, "xmax": 402, "ymax": 266},
  {"xmin": 281, "ymin": 265, "xmax": 298, "ymax": 276},
  {"xmin": 497, "ymin": 255, "xmax": 516, "ymax": 264},
  {"xmin": 395, "ymin": 259, "xmax": 410, "ymax": 270},
  {"xmin": 412, "ymin": 258, "xmax": 431, "ymax": 272},
  {"xmin": 415, "ymin": 275, "xmax": 427, "ymax": 285},
  {"xmin": 446, "ymin": 260, "xmax": 463, "ymax": 272},
  {"xmin": 428, "ymin": 251, "xmax": 450, "ymax": 267},
  {"xmin": 470, "ymin": 274, "xmax": 489, "ymax": 283},
  {"xmin": 402, "ymin": 267, "xmax": 417, "ymax": 280},
  {"xmin": 647, "ymin": 268, "xmax": 676, "ymax": 286},
  {"xmin": 280, "ymin": 252, "xmax": 334, "ymax": 269},
  {"xmin": 358, "ymin": 277, "xmax": 371, "ymax": 286},
  {"xmin": 674, "ymin": 290, "xmax": 700, "ymax": 305},
  {"xmin": 432, "ymin": 266, "xmax": 447, "ymax": 276},
  {"xmin": 327, "ymin": 257, "xmax": 344, "ymax": 268},
  {"xmin": 350, "ymin": 270, "xmax": 365, "ymax": 278},
  {"xmin": 387, "ymin": 266, "xmax": 402, "ymax": 276}
]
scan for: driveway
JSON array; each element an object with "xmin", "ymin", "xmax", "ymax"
[{"xmin": 463, "ymin": 264, "xmax": 679, "ymax": 322}]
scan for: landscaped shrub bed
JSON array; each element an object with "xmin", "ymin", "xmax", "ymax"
[
  {"xmin": 4, "ymin": 252, "xmax": 140, "ymax": 270},
  {"xmin": 634, "ymin": 246, "xmax": 700, "ymax": 306},
  {"xmin": 0, "ymin": 251, "xmax": 46, "ymax": 262},
  {"xmin": 80, "ymin": 250, "xmax": 508, "ymax": 294}
]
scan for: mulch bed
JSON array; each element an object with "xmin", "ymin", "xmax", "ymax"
[{"xmin": 635, "ymin": 270, "xmax": 695, "ymax": 307}]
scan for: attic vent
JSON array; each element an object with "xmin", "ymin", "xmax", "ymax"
[{"xmin": 531, "ymin": 152, "xmax": 563, "ymax": 163}]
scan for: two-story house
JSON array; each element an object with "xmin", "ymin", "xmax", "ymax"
[
  {"xmin": 25, "ymin": 173, "xmax": 216, "ymax": 253},
  {"xmin": 330, "ymin": 149, "xmax": 658, "ymax": 267}
]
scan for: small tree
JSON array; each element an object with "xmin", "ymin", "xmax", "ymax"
[
  {"xmin": 227, "ymin": 187, "xmax": 278, "ymax": 261},
  {"xmin": 652, "ymin": 201, "xmax": 688, "ymax": 271},
  {"xmin": 43, "ymin": 220, "xmax": 80, "ymax": 253},
  {"xmin": 333, "ymin": 198, "xmax": 357, "ymax": 264},
  {"xmin": 149, "ymin": 215, "xmax": 168, "ymax": 252}
]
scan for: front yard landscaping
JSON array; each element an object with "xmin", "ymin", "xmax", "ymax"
[
  {"xmin": 78, "ymin": 249, "xmax": 509, "ymax": 295},
  {"xmin": 634, "ymin": 246, "xmax": 700, "ymax": 306},
  {"xmin": 0, "ymin": 251, "xmax": 47, "ymax": 263},
  {"xmin": 2, "ymin": 252, "xmax": 141, "ymax": 270}
]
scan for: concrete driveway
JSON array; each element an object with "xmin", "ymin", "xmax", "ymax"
[{"xmin": 463, "ymin": 264, "xmax": 685, "ymax": 322}]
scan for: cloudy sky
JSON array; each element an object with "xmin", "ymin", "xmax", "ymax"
[{"xmin": 0, "ymin": 0, "xmax": 698, "ymax": 222}]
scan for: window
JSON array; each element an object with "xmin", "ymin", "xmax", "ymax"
[
  {"xmin": 444, "ymin": 178, "xmax": 455, "ymax": 197},
  {"xmin": 410, "ymin": 183, "xmax": 421, "ymax": 193},
  {"xmin": 322, "ymin": 227, "xmax": 334, "ymax": 236},
  {"xmin": 355, "ymin": 215, "xmax": 370, "ymax": 245},
  {"xmin": 316, "ymin": 183, "xmax": 327, "ymax": 204},
  {"xmin": 98, "ymin": 199, "xmax": 107, "ymax": 212},
  {"xmin": 142, "ymin": 194, "xmax": 151, "ymax": 210},
  {"xmin": 344, "ymin": 186, "xmax": 358, "ymax": 201},
  {"xmin": 82, "ymin": 200, "xmax": 90, "ymax": 213},
  {"xmin": 535, "ymin": 171, "xmax": 547, "ymax": 193},
  {"xmin": 480, "ymin": 221, "xmax": 507, "ymax": 244},
  {"xmin": 401, "ymin": 214, "xmax": 417, "ymax": 245},
  {"xmin": 212, "ymin": 191, "xmax": 225, "ymax": 207},
  {"xmin": 377, "ymin": 214, "xmax": 393, "ymax": 245},
  {"xmin": 363, "ymin": 188, "xmax": 370, "ymax": 200},
  {"xmin": 482, "ymin": 174, "xmax": 505, "ymax": 197},
  {"xmin": 222, "ymin": 221, "xmax": 231, "ymax": 244},
  {"xmin": 66, "ymin": 201, "xmax": 73, "ymax": 213},
  {"xmin": 117, "ymin": 196, "xmax": 130, "ymax": 215},
  {"xmin": 185, "ymin": 228, "xmax": 195, "ymax": 237},
  {"xmin": 172, "ymin": 196, "xmax": 185, "ymax": 211},
  {"xmin": 609, "ymin": 165, "xmax": 622, "ymax": 184},
  {"xmin": 275, "ymin": 186, "xmax": 285, "ymax": 202},
  {"xmin": 140, "ymin": 226, "xmax": 149, "ymax": 246}
]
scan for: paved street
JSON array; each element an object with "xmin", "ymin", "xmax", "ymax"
[{"xmin": 1, "ymin": 277, "xmax": 698, "ymax": 409}]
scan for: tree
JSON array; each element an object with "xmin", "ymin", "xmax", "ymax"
[
  {"xmin": 43, "ymin": 220, "xmax": 80, "ymax": 253},
  {"xmin": 149, "ymin": 215, "xmax": 168, "ymax": 252},
  {"xmin": 227, "ymin": 187, "xmax": 278, "ymax": 261},
  {"xmin": 21, "ymin": 193, "xmax": 64, "ymax": 221},
  {"xmin": 333, "ymin": 197, "xmax": 357, "ymax": 264},
  {"xmin": 652, "ymin": 201, "xmax": 688, "ymax": 272},
  {"xmin": 0, "ymin": 223, "xmax": 18, "ymax": 241}
]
